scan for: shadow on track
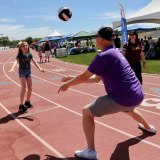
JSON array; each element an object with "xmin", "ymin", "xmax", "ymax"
[
  {"xmin": 0, "ymin": 111, "xmax": 33, "ymax": 124},
  {"xmin": 23, "ymin": 154, "xmax": 76, "ymax": 160},
  {"xmin": 110, "ymin": 132, "xmax": 155, "ymax": 160}
]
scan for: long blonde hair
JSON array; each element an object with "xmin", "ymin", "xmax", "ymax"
[{"xmin": 18, "ymin": 42, "xmax": 30, "ymax": 55}]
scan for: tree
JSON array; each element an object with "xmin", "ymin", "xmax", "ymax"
[
  {"xmin": 25, "ymin": 37, "xmax": 33, "ymax": 45},
  {"xmin": 0, "ymin": 36, "xmax": 9, "ymax": 47}
]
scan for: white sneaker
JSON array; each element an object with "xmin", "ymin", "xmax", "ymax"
[
  {"xmin": 75, "ymin": 149, "xmax": 98, "ymax": 160},
  {"xmin": 138, "ymin": 123, "xmax": 157, "ymax": 134}
]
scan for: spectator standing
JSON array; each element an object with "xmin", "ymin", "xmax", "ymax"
[
  {"xmin": 38, "ymin": 44, "xmax": 43, "ymax": 63},
  {"xmin": 43, "ymin": 40, "xmax": 52, "ymax": 62},
  {"xmin": 148, "ymin": 36, "xmax": 156, "ymax": 58},
  {"xmin": 114, "ymin": 34, "xmax": 121, "ymax": 48},
  {"xmin": 123, "ymin": 30, "xmax": 146, "ymax": 84}
]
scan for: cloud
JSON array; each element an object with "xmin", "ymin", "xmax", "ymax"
[
  {"xmin": 0, "ymin": 25, "xmax": 54, "ymax": 40},
  {"xmin": 24, "ymin": 15, "xmax": 57, "ymax": 21},
  {"xmin": 101, "ymin": 12, "xmax": 120, "ymax": 19},
  {"xmin": 0, "ymin": 18, "xmax": 16, "ymax": 23}
]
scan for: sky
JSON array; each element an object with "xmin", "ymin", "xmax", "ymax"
[{"xmin": 0, "ymin": 0, "xmax": 159, "ymax": 40}]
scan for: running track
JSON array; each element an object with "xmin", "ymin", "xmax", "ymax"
[{"xmin": 0, "ymin": 48, "xmax": 160, "ymax": 160}]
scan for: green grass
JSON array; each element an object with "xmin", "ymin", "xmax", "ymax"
[
  {"xmin": 57, "ymin": 52, "xmax": 97, "ymax": 66},
  {"xmin": 144, "ymin": 59, "xmax": 160, "ymax": 74},
  {"xmin": 57, "ymin": 52, "xmax": 160, "ymax": 74}
]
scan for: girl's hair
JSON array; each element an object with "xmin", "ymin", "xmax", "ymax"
[
  {"xmin": 128, "ymin": 30, "xmax": 139, "ymax": 44},
  {"xmin": 18, "ymin": 42, "xmax": 30, "ymax": 55}
]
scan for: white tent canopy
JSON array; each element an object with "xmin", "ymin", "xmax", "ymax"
[
  {"xmin": 112, "ymin": 0, "xmax": 160, "ymax": 29},
  {"xmin": 47, "ymin": 30, "xmax": 63, "ymax": 37}
]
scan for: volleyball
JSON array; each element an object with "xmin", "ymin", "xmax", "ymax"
[{"xmin": 58, "ymin": 7, "xmax": 72, "ymax": 21}]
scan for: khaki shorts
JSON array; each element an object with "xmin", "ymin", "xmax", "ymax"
[
  {"xmin": 89, "ymin": 95, "xmax": 136, "ymax": 117},
  {"xmin": 45, "ymin": 51, "xmax": 51, "ymax": 57}
]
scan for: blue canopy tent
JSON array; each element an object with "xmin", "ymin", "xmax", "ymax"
[
  {"xmin": 48, "ymin": 36, "xmax": 61, "ymax": 41},
  {"xmin": 38, "ymin": 37, "xmax": 48, "ymax": 42},
  {"xmin": 61, "ymin": 33, "xmax": 74, "ymax": 40},
  {"xmin": 58, "ymin": 33, "xmax": 74, "ymax": 46},
  {"xmin": 39, "ymin": 36, "xmax": 61, "ymax": 42}
]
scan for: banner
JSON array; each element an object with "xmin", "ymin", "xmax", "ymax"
[{"xmin": 120, "ymin": 3, "xmax": 128, "ymax": 47}]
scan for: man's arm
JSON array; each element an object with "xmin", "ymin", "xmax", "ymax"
[
  {"xmin": 58, "ymin": 70, "xmax": 96, "ymax": 93},
  {"xmin": 62, "ymin": 74, "xmax": 101, "ymax": 83}
]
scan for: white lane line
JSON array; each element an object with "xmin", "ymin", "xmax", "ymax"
[
  {"xmin": 3, "ymin": 61, "xmax": 160, "ymax": 150},
  {"xmin": 144, "ymin": 82, "xmax": 160, "ymax": 86},
  {"xmin": 138, "ymin": 108, "xmax": 160, "ymax": 116},
  {"xmin": 18, "ymin": 106, "xmax": 60, "ymax": 118},
  {"xmin": 36, "ymin": 61, "xmax": 160, "ymax": 87},
  {"xmin": 6, "ymin": 55, "xmax": 160, "ymax": 116},
  {"xmin": 31, "ymin": 51, "xmax": 160, "ymax": 87},
  {"xmin": 0, "ymin": 102, "xmax": 67, "ymax": 159},
  {"xmin": 143, "ymin": 73, "xmax": 160, "ymax": 78},
  {"xmin": 33, "ymin": 74, "xmax": 97, "ymax": 98},
  {"xmin": 33, "ymin": 74, "xmax": 160, "ymax": 115}
]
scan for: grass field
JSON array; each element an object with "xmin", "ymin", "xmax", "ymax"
[{"xmin": 57, "ymin": 52, "xmax": 160, "ymax": 74}]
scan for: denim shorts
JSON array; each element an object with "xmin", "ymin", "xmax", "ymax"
[
  {"xmin": 89, "ymin": 95, "xmax": 136, "ymax": 117},
  {"xmin": 19, "ymin": 69, "xmax": 31, "ymax": 78}
]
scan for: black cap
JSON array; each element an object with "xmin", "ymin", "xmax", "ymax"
[{"xmin": 97, "ymin": 26, "xmax": 115, "ymax": 41}]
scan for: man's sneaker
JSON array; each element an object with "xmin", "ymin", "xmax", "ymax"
[
  {"xmin": 24, "ymin": 101, "xmax": 33, "ymax": 108},
  {"xmin": 19, "ymin": 104, "xmax": 27, "ymax": 112},
  {"xmin": 75, "ymin": 149, "xmax": 98, "ymax": 160},
  {"xmin": 138, "ymin": 123, "xmax": 157, "ymax": 134}
]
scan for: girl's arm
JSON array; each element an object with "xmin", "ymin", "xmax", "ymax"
[
  {"xmin": 9, "ymin": 59, "xmax": 18, "ymax": 73},
  {"xmin": 32, "ymin": 58, "xmax": 44, "ymax": 72}
]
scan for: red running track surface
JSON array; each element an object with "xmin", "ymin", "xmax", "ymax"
[{"xmin": 0, "ymin": 49, "xmax": 160, "ymax": 160}]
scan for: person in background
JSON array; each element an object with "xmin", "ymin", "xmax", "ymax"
[
  {"xmin": 43, "ymin": 40, "xmax": 52, "ymax": 62},
  {"xmin": 123, "ymin": 30, "xmax": 146, "ymax": 84},
  {"xmin": 9, "ymin": 42, "xmax": 44, "ymax": 112},
  {"xmin": 114, "ymin": 34, "xmax": 121, "ymax": 48},
  {"xmin": 58, "ymin": 26, "xmax": 156, "ymax": 160},
  {"xmin": 38, "ymin": 44, "xmax": 43, "ymax": 63}
]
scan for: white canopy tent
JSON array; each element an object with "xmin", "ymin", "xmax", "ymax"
[
  {"xmin": 47, "ymin": 30, "xmax": 63, "ymax": 37},
  {"xmin": 112, "ymin": 0, "xmax": 160, "ymax": 29}
]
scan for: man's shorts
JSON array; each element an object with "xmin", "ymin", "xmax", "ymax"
[
  {"xmin": 89, "ymin": 95, "xmax": 136, "ymax": 117},
  {"xmin": 19, "ymin": 69, "xmax": 31, "ymax": 78},
  {"xmin": 45, "ymin": 51, "xmax": 51, "ymax": 57}
]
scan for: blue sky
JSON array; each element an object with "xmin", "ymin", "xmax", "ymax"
[{"xmin": 0, "ymin": 0, "xmax": 159, "ymax": 40}]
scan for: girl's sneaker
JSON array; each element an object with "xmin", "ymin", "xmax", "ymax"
[
  {"xmin": 19, "ymin": 104, "xmax": 27, "ymax": 112},
  {"xmin": 24, "ymin": 101, "xmax": 33, "ymax": 108},
  {"xmin": 75, "ymin": 149, "xmax": 98, "ymax": 160}
]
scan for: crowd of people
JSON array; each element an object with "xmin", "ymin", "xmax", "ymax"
[{"xmin": 114, "ymin": 32, "xmax": 160, "ymax": 59}]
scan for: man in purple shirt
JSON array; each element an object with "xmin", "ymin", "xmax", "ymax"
[{"xmin": 58, "ymin": 26, "xmax": 156, "ymax": 160}]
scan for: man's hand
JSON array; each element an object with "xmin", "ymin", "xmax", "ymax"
[
  {"xmin": 58, "ymin": 83, "xmax": 69, "ymax": 93},
  {"xmin": 61, "ymin": 76, "xmax": 74, "ymax": 82}
]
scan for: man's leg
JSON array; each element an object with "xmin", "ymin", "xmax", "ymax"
[
  {"xmin": 82, "ymin": 106, "xmax": 95, "ymax": 150},
  {"xmin": 125, "ymin": 108, "xmax": 150, "ymax": 129}
]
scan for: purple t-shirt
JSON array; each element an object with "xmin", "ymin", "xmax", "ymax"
[{"xmin": 88, "ymin": 46, "xmax": 144, "ymax": 107}]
